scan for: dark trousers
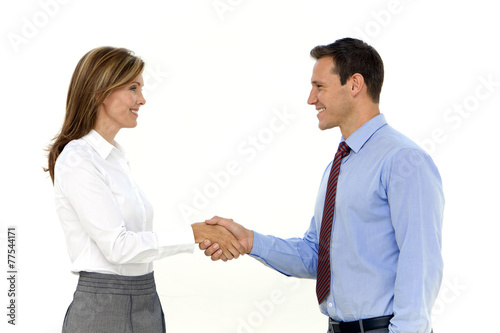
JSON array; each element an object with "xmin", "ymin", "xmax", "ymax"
[
  {"xmin": 328, "ymin": 328, "xmax": 389, "ymax": 333},
  {"xmin": 327, "ymin": 322, "xmax": 434, "ymax": 333},
  {"xmin": 62, "ymin": 271, "xmax": 165, "ymax": 333}
]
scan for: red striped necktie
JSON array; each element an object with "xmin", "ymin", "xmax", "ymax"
[{"xmin": 316, "ymin": 141, "xmax": 350, "ymax": 304}]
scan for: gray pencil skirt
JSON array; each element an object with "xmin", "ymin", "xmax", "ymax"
[{"xmin": 62, "ymin": 271, "xmax": 165, "ymax": 333}]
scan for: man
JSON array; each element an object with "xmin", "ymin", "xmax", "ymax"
[{"xmin": 201, "ymin": 38, "xmax": 444, "ymax": 333}]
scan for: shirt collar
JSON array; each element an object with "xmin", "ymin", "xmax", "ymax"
[
  {"xmin": 82, "ymin": 129, "xmax": 123, "ymax": 160},
  {"xmin": 344, "ymin": 114, "xmax": 387, "ymax": 153}
]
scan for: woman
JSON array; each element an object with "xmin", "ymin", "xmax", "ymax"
[{"xmin": 45, "ymin": 46, "xmax": 244, "ymax": 332}]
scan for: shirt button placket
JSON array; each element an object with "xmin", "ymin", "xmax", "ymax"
[{"xmin": 122, "ymin": 159, "xmax": 147, "ymax": 227}]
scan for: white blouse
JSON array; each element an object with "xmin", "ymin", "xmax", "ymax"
[{"xmin": 54, "ymin": 130, "xmax": 194, "ymax": 276}]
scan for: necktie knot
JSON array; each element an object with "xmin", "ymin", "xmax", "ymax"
[{"xmin": 338, "ymin": 141, "xmax": 350, "ymax": 157}]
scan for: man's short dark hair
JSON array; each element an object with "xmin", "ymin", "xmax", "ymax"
[{"xmin": 310, "ymin": 38, "xmax": 384, "ymax": 103}]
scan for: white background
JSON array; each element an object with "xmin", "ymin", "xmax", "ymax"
[{"xmin": 1, "ymin": 0, "xmax": 499, "ymax": 332}]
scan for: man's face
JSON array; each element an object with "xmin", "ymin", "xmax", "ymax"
[{"xmin": 307, "ymin": 57, "xmax": 352, "ymax": 131}]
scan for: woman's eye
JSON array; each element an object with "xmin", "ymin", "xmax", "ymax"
[{"xmin": 130, "ymin": 86, "xmax": 137, "ymax": 91}]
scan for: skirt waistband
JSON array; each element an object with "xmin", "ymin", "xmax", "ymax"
[{"xmin": 76, "ymin": 271, "xmax": 157, "ymax": 296}]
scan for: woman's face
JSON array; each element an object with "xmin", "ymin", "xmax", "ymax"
[{"xmin": 98, "ymin": 74, "xmax": 146, "ymax": 133}]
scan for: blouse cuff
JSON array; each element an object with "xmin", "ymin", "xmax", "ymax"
[{"xmin": 155, "ymin": 224, "xmax": 195, "ymax": 256}]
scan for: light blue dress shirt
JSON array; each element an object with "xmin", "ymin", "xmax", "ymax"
[{"xmin": 250, "ymin": 114, "xmax": 444, "ymax": 333}]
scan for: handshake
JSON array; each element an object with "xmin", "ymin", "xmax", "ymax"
[{"xmin": 191, "ymin": 216, "xmax": 254, "ymax": 261}]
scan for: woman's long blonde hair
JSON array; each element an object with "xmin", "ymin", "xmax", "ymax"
[{"xmin": 45, "ymin": 46, "xmax": 145, "ymax": 183}]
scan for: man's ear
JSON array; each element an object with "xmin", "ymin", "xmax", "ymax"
[{"xmin": 349, "ymin": 73, "xmax": 364, "ymax": 97}]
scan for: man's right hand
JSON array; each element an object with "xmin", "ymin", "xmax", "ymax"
[{"xmin": 199, "ymin": 216, "xmax": 254, "ymax": 261}]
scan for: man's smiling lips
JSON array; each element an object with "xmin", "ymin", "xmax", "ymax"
[{"xmin": 316, "ymin": 107, "xmax": 326, "ymax": 117}]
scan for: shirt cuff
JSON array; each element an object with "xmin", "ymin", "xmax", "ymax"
[
  {"xmin": 155, "ymin": 224, "xmax": 195, "ymax": 256},
  {"xmin": 249, "ymin": 231, "xmax": 270, "ymax": 258}
]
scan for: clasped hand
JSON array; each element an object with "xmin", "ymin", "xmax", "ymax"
[{"xmin": 192, "ymin": 216, "xmax": 254, "ymax": 262}]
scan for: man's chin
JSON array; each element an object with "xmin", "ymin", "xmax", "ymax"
[{"xmin": 318, "ymin": 122, "xmax": 335, "ymax": 131}]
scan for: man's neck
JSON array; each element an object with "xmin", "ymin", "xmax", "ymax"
[{"xmin": 340, "ymin": 105, "xmax": 380, "ymax": 139}]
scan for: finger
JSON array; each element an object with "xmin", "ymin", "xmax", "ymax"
[
  {"xmin": 204, "ymin": 243, "xmax": 220, "ymax": 257},
  {"xmin": 211, "ymin": 249, "xmax": 224, "ymax": 261},
  {"xmin": 215, "ymin": 218, "xmax": 235, "ymax": 232},
  {"xmin": 220, "ymin": 245, "xmax": 235, "ymax": 260},
  {"xmin": 205, "ymin": 216, "xmax": 220, "ymax": 225},
  {"xmin": 221, "ymin": 249, "xmax": 234, "ymax": 260},
  {"xmin": 216, "ymin": 226, "xmax": 241, "ymax": 258},
  {"xmin": 218, "ymin": 254, "xmax": 228, "ymax": 262},
  {"xmin": 226, "ymin": 243, "xmax": 241, "ymax": 259},
  {"xmin": 199, "ymin": 239, "xmax": 211, "ymax": 250},
  {"xmin": 232, "ymin": 238, "xmax": 246, "ymax": 255}
]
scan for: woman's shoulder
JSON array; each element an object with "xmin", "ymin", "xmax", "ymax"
[
  {"xmin": 55, "ymin": 137, "xmax": 99, "ymax": 174},
  {"xmin": 61, "ymin": 137, "xmax": 93, "ymax": 158}
]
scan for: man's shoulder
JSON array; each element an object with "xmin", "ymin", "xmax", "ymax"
[{"xmin": 373, "ymin": 124, "xmax": 424, "ymax": 154}]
